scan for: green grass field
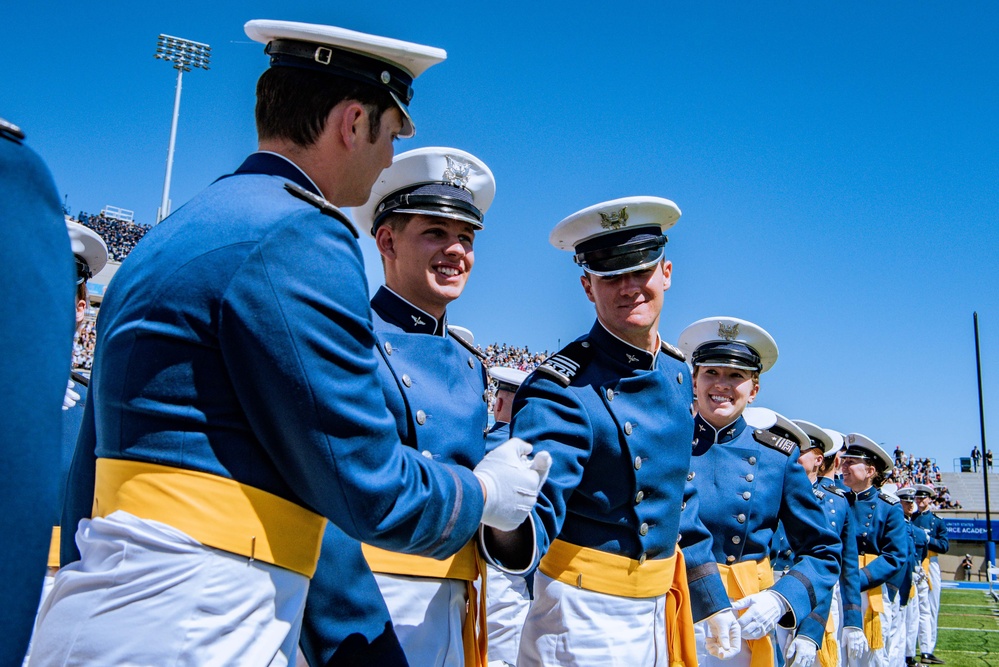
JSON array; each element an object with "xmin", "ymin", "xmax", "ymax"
[{"xmin": 933, "ymin": 588, "xmax": 999, "ymax": 666}]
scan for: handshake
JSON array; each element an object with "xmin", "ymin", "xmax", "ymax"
[{"xmin": 472, "ymin": 438, "xmax": 552, "ymax": 531}]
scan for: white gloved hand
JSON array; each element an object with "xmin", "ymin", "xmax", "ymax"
[
  {"xmin": 841, "ymin": 626, "xmax": 868, "ymax": 660},
  {"xmin": 473, "ymin": 438, "xmax": 551, "ymax": 531},
  {"xmin": 732, "ymin": 590, "xmax": 789, "ymax": 640},
  {"xmin": 705, "ymin": 608, "xmax": 741, "ymax": 660},
  {"xmin": 784, "ymin": 635, "xmax": 818, "ymax": 667},
  {"xmin": 63, "ymin": 379, "xmax": 80, "ymax": 410}
]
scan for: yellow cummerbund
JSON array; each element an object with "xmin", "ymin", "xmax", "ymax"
[
  {"xmin": 928, "ymin": 550, "xmax": 940, "ymax": 558},
  {"xmin": 362, "ymin": 541, "xmax": 480, "ymax": 581},
  {"xmin": 716, "ymin": 557, "xmax": 774, "ymax": 600},
  {"xmin": 48, "ymin": 526, "xmax": 61, "ymax": 569},
  {"xmin": 539, "ymin": 539, "xmax": 678, "ymax": 598},
  {"xmin": 94, "ymin": 458, "xmax": 327, "ymax": 578}
]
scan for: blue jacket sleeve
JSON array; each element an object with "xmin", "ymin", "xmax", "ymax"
[
  {"xmin": 773, "ymin": 459, "xmax": 842, "ymax": 629},
  {"xmin": 60, "ymin": 393, "xmax": 98, "ymax": 566},
  {"xmin": 678, "ymin": 478, "xmax": 732, "ymax": 621},
  {"xmin": 219, "ymin": 209, "xmax": 483, "ymax": 558},
  {"xmin": 861, "ymin": 503, "xmax": 907, "ymax": 591},
  {"xmin": 928, "ymin": 516, "xmax": 949, "ymax": 554}
]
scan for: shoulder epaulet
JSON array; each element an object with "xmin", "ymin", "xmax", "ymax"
[
  {"xmin": 536, "ymin": 340, "xmax": 595, "ymax": 388},
  {"xmin": 283, "ymin": 182, "xmax": 358, "ymax": 238},
  {"xmin": 825, "ymin": 485, "xmax": 846, "ymax": 498},
  {"xmin": 447, "ymin": 325, "xmax": 487, "ymax": 360},
  {"xmin": 660, "ymin": 339, "xmax": 686, "ymax": 362},
  {"xmin": 0, "ymin": 117, "xmax": 25, "ymax": 142},
  {"xmin": 751, "ymin": 427, "xmax": 797, "ymax": 456},
  {"xmin": 813, "ymin": 487, "xmax": 826, "ymax": 501},
  {"xmin": 879, "ymin": 491, "xmax": 900, "ymax": 505}
]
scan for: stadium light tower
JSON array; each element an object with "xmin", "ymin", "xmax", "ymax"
[{"xmin": 154, "ymin": 34, "xmax": 211, "ymax": 223}]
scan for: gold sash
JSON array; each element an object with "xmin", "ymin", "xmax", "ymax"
[
  {"xmin": 860, "ymin": 553, "xmax": 884, "ymax": 650},
  {"xmin": 718, "ymin": 557, "xmax": 776, "ymax": 667},
  {"xmin": 540, "ymin": 539, "xmax": 697, "ymax": 667}
]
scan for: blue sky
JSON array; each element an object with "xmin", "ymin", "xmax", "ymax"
[{"xmin": 7, "ymin": 2, "xmax": 999, "ymax": 471}]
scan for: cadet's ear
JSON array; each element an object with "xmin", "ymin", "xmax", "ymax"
[
  {"xmin": 338, "ymin": 102, "xmax": 368, "ymax": 151},
  {"xmin": 661, "ymin": 260, "xmax": 672, "ymax": 292},
  {"xmin": 580, "ymin": 274, "xmax": 596, "ymax": 304},
  {"xmin": 375, "ymin": 225, "xmax": 397, "ymax": 260}
]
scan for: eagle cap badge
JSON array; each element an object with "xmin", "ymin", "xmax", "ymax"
[
  {"xmin": 718, "ymin": 322, "xmax": 740, "ymax": 341},
  {"xmin": 442, "ymin": 155, "xmax": 471, "ymax": 189},
  {"xmin": 599, "ymin": 207, "xmax": 629, "ymax": 230}
]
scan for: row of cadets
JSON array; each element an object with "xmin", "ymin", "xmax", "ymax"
[
  {"xmin": 678, "ymin": 317, "xmax": 841, "ymax": 667},
  {"xmin": 484, "ymin": 365, "xmax": 533, "ymax": 667},
  {"xmin": 30, "ymin": 20, "xmax": 549, "ymax": 665},
  {"xmin": 510, "ymin": 197, "xmax": 738, "ymax": 665},
  {"xmin": 768, "ymin": 418, "xmax": 867, "ymax": 667},
  {"xmin": 910, "ymin": 483, "xmax": 949, "ymax": 664},
  {"xmin": 896, "ymin": 485, "xmax": 930, "ymax": 667},
  {"xmin": 839, "ymin": 435, "xmax": 909, "ymax": 667}
]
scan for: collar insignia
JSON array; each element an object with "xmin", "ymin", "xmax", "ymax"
[
  {"xmin": 412, "ymin": 315, "xmax": 425, "ymax": 327},
  {"xmin": 443, "ymin": 155, "xmax": 471, "ymax": 189},
  {"xmin": 626, "ymin": 353, "xmax": 639, "ymax": 364},
  {"xmin": 718, "ymin": 322, "xmax": 740, "ymax": 341},
  {"xmin": 599, "ymin": 207, "xmax": 629, "ymax": 230},
  {"xmin": 698, "ymin": 423, "xmax": 706, "ymax": 432}
]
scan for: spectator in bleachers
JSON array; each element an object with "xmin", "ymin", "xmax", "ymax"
[
  {"xmin": 480, "ymin": 342, "xmax": 548, "ymax": 414},
  {"xmin": 74, "ymin": 212, "xmax": 151, "ymax": 262}
]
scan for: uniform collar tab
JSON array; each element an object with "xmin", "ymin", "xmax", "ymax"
[
  {"xmin": 235, "ymin": 151, "xmax": 323, "ymax": 196},
  {"xmin": 693, "ymin": 414, "xmax": 746, "ymax": 448},
  {"xmin": 372, "ymin": 286, "xmax": 445, "ymax": 335},
  {"xmin": 590, "ymin": 320, "xmax": 658, "ymax": 370}
]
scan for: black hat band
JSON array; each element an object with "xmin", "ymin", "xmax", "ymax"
[
  {"xmin": 573, "ymin": 229, "xmax": 666, "ymax": 276},
  {"xmin": 691, "ymin": 340, "xmax": 762, "ymax": 372},
  {"xmin": 265, "ymin": 39, "xmax": 414, "ymax": 105}
]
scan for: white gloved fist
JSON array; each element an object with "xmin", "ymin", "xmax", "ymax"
[
  {"xmin": 63, "ymin": 379, "xmax": 80, "ymax": 410},
  {"xmin": 473, "ymin": 438, "xmax": 551, "ymax": 531},
  {"xmin": 784, "ymin": 635, "xmax": 818, "ymax": 667},
  {"xmin": 732, "ymin": 590, "xmax": 789, "ymax": 640},
  {"xmin": 841, "ymin": 626, "xmax": 868, "ymax": 660},
  {"xmin": 705, "ymin": 608, "xmax": 741, "ymax": 660}
]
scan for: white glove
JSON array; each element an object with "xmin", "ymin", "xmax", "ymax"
[
  {"xmin": 473, "ymin": 438, "xmax": 551, "ymax": 531},
  {"xmin": 732, "ymin": 590, "xmax": 789, "ymax": 639},
  {"xmin": 784, "ymin": 636, "xmax": 818, "ymax": 667},
  {"xmin": 705, "ymin": 608, "xmax": 741, "ymax": 660},
  {"xmin": 841, "ymin": 626, "xmax": 868, "ymax": 660},
  {"xmin": 63, "ymin": 379, "xmax": 80, "ymax": 410}
]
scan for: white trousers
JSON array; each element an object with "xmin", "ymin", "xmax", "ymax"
[
  {"xmin": 927, "ymin": 558, "xmax": 942, "ymax": 652},
  {"xmin": 886, "ymin": 593, "xmax": 905, "ymax": 667},
  {"xmin": 375, "ymin": 573, "xmax": 467, "ymax": 667},
  {"xmin": 915, "ymin": 573, "xmax": 931, "ymax": 655},
  {"xmin": 846, "ymin": 584, "xmax": 891, "ymax": 667},
  {"xmin": 904, "ymin": 597, "xmax": 921, "ymax": 659},
  {"xmin": 20, "ymin": 572, "xmax": 55, "ymax": 666},
  {"xmin": 518, "ymin": 571, "xmax": 670, "ymax": 666},
  {"xmin": 28, "ymin": 511, "xmax": 307, "ymax": 667},
  {"xmin": 485, "ymin": 565, "xmax": 531, "ymax": 667},
  {"xmin": 695, "ymin": 616, "xmax": 775, "ymax": 667}
]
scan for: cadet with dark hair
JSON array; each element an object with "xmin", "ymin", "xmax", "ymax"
[{"xmin": 31, "ymin": 20, "xmax": 545, "ymax": 666}]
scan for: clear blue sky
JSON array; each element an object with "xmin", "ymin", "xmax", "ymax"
[{"xmin": 7, "ymin": 2, "xmax": 999, "ymax": 471}]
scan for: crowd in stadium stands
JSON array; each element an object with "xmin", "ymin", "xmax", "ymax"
[
  {"xmin": 482, "ymin": 342, "xmax": 548, "ymax": 373},
  {"xmin": 892, "ymin": 447, "xmax": 962, "ymax": 509},
  {"xmin": 76, "ymin": 212, "xmax": 151, "ymax": 262}
]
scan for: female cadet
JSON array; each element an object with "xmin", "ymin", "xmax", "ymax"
[
  {"xmin": 838, "ymin": 434, "xmax": 907, "ymax": 667},
  {"xmin": 679, "ymin": 317, "xmax": 841, "ymax": 667}
]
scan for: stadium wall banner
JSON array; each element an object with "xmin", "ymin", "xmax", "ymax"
[{"xmin": 941, "ymin": 518, "xmax": 999, "ymax": 540}]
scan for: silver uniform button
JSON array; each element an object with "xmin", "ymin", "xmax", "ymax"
[
  {"xmin": 748, "ymin": 456, "xmax": 757, "ymax": 465},
  {"xmin": 635, "ymin": 456, "xmax": 643, "ymax": 470},
  {"xmin": 687, "ymin": 471, "xmax": 695, "ymax": 481},
  {"xmin": 624, "ymin": 422, "xmax": 633, "ymax": 435},
  {"xmin": 416, "ymin": 410, "xmax": 427, "ymax": 425},
  {"xmin": 742, "ymin": 491, "xmax": 752, "ymax": 500},
  {"xmin": 746, "ymin": 473, "xmax": 754, "ymax": 482},
  {"xmin": 830, "ymin": 509, "xmax": 836, "ymax": 514},
  {"xmin": 635, "ymin": 490, "xmax": 645, "ymax": 504},
  {"xmin": 639, "ymin": 522, "xmax": 649, "ymax": 536},
  {"xmin": 606, "ymin": 388, "xmax": 615, "ymax": 401},
  {"xmin": 732, "ymin": 536, "xmax": 741, "ymax": 545},
  {"xmin": 677, "ymin": 372, "xmax": 683, "ymax": 384},
  {"xmin": 737, "ymin": 513, "xmax": 746, "ymax": 523},
  {"xmin": 402, "ymin": 374, "xmax": 412, "ymax": 387},
  {"xmin": 384, "ymin": 341, "xmax": 393, "ymax": 355},
  {"xmin": 831, "ymin": 521, "xmax": 837, "ymax": 527},
  {"xmin": 639, "ymin": 552, "xmax": 647, "ymax": 564},
  {"xmin": 727, "ymin": 555, "xmax": 736, "ymax": 563},
  {"xmin": 581, "ymin": 341, "xmax": 590, "ymax": 348},
  {"xmin": 422, "ymin": 450, "xmax": 433, "ymax": 459},
  {"xmin": 681, "ymin": 501, "xmax": 687, "ymax": 511},
  {"xmin": 468, "ymin": 357, "xmax": 475, "ymax": 369}
]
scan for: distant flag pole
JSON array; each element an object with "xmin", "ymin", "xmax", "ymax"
[{"xmin": 975, "ymin": 312, "xmax": 994, "ymax": 564}]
